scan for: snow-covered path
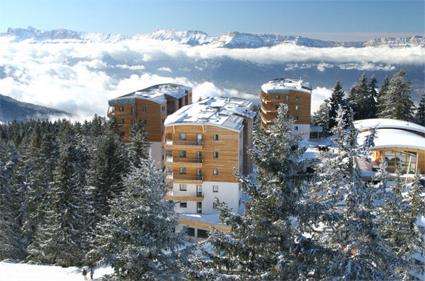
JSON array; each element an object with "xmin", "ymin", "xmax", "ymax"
[{"xmin": 0, "ymin": 262, "xmax": 113, "ymax": 281}]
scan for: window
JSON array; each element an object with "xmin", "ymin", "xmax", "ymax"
[
  {"xmin": 213, "ymin": 151, "xmax": 219, "ymax": 159},
  {"xmin": 186, "ymin": 227, "xmax": 195, "ymax": 237},
  {"xmin": 294, "ymin": 116, "xmax": 299, "ymax": 121},
  {"xmin": 179, "ymin": 133, "xmax": 187, "ymax": 140},
  {"xmin": 197, "ymin": 202, "xmax": 202, "ymax": 214},
  {"xmin": 179, "ymin": 150, "xmax": 186, "ymax": 158},
  {"xmin": 141, "ymin": 104, "xmax": 148, "ymax": 112},
  {"xmin": 295, "ymin": 97, "xmax": 300, "ymax": 103},
  {"xmin": 197, "ymin": 229, "xmax": 209, "ymax": 238},
  {"xmin": 213, "ymin": 134, "xmax": 219, "ymax": 141},
  {"xmin": 179, "ymin": 184, "xmax": 187, "ymax": 191},
  {"xmin": 180, "ymin": 202, "xmax": 187, "ymax": 208},
  {"xmin": 213, "ymin": 168, "xmax": 219, "ymax": 176},
  {"xmin": 213, "ymin": 185, "xmax": 219, "ymax": 193},
  {"xmin": 295, "ymin": 105, "xmax": 300, "ymax": 111},
  {"xmin": 179, "ymin": 167, "xmax": 187, "ymax": 174},
  {"xmin": 119, "ymin": 106, "xmax": 125, "ymax": 112},
  {"xmin": 213, "ymin": 202, "xmax": 218, "ymax": 210},
  {"xmin": 130, "ymin": 106, "xmax": 134, "ymax": 114}
]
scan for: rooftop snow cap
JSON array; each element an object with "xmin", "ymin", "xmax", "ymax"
[
  {"xmin": 354, "ymin": 118, "xmax": 425, "ymax": 135},
  {"xmin": 261, "ymin": 78, "xmax": 312, "ymax": 95},
  {"xmin": 164, "ymin": 96, "xmax": 256, "ymax": 131},
  {"xmin": 108, "ymin": 83, "xmax": 191, "ymax": 105}
]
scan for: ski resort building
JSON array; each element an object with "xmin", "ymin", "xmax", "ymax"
[
  {"xmin": 355, "ymin": 118, "xmax": 425, "ymax": 175},
  {"xmin": 163, "ymin": 97, "xmax": 256, "ymax": 238},
  {"xmin": 107, "ymin": 83, "xmax": 192, "ymax": 167},
  {"xmin": 260, "ymin": 78, "xmax": 312, "ymax": 139}
]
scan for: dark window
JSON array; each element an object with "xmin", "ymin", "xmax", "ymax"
[
  {"xmin": 141, "ymin": 104, "xmax": 148, "ymax": 112},
  {"xmin": 179, "ymin": 167, "xmax": 187, "ymax": 174},
  {"xmin": 213, "ymin": 185, "xmax": 219, "ymax": 192},
  {"xmin": 179, "ymin": 184, "xmax": 187, "ymax": 191},
  {"xmin": 119, "ymin": 106, "xmax": 125, "ymax": 112},
  {"xmin": 186, "ymin": 227, "xmax": 195, "ymax": 237},
  {"xmin": 213, "ymin": 134, "xmax": 219, "ymax": 141},
  {"xmin": 179, "ymin": 150, "xmax": 186, "ymax": 158},
  {"xmin": 213, "ymin": 168, "xmax": 219, "ymax": 176},
  {"xmin": 180, "ymin": 202, "xmax": 187, "ymax": 208},
  {"xmin": 213, "ymin": 151, "xmax": 219, "ymax": 159},
  {"xmin": 197, "ymin": 229, "xmax": 209, "ymax": 238}
]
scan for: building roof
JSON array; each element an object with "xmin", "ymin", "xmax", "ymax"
[
  {"xmin": 164, "ymin": 96, "xmax": 256, "ymax": 131},
  {"xmin": 354, "ymin": 118, "xmax": 425, "ymax": 135},
  {"xmin": 357, "ymin": 128, "xmax": 425, "ymax": 151},
  {"xmin": 108, "ymin": 83, "xmax": 191, "ymax": 105},
  {"xmin": 261, "ymin": 78, "xmax": 312, "ymax": 95}
]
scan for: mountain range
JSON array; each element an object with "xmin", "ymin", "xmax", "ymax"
[
  {"xmin": 3, "ymin": 27, "xmax": 424, "ymax": 48},
  {"xmin": 0, "ymin": 94, "xmax": 69, "ymax": 122}
]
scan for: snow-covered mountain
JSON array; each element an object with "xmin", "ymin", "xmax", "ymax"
[
  {"xmin": 2, "ymin": 27, "xmax": 424, "ymax": 48},
  {"xmin": 0, "ymin": 94, "xmax": 70, "ymax": 122}
]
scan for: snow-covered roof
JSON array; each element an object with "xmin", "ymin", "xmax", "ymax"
[
  {"xmin": 261, "ymin": 78, "xmax": 312, "ymax": 94},
  {"xmin": 354, "ymin": 118, "xmax": 425, "ymax": 135},
  {"xmin": 109, "ymin": 83, "xmax": 191, "ymax": 105},
  {"xmin": 164, "ymin": 96, "xmax": 256, "ymax": 131},
  {"xmin": 357, "ymin": 128, "xmax": 425, "ymax": 151}
]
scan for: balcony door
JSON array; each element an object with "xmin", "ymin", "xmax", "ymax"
[{"xmin": 196, "ymin": 133, "xmax": 203, "ymax": 145}]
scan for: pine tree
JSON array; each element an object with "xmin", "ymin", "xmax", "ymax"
[
  {"xmin": 0, "ymin": 141, "xmax": 26, "ymax": 260},
  {"xmin": 185, "ymin": 105, "xmax": 320, "ymax": 280},
  {"xmin": 377, "ymin": 70, "xmax": 414, "ymax": 121},
  {"xmin": 415, "ymin": 93, "xmax": 425, "ymax": 126},
  {"xmin": 348, "ymin": 74, "xmax": 369, "ymax": 120},
  {"xmin": 312, "ymin": 99, "xmax": 330, "ymax": 134},
  {"xmin": 376, "ymin": 76, "xmax": 390, "ymax": 116},
  {"xmin": 128, "ymin": 121, "xmax": 150, "ymax": 167},
  {"xmin": 28, "ymin": 136, "xmax": 91, "ymax": 266},
  {"xmin": 88, "ymin": 159, "xmax": 181, "ymax": 281},
  {"xmin": 367, "ymin": 76, "xmax": 378, "ymax": 118},
  {"xmin": 328, "ymin": 81, "xmax": 345, "ymax": 130},
  {"xmin": 304, "ymin": 108, "xmax": 406, "ymax": 280}
]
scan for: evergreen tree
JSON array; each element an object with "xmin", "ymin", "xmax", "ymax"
[
  {"xmin": 185, "ymin": 105, "xmax": 319, "ymax": 280},
  {"xmin": 88, "ymin": 159, "xmax": 181, "ymax": 281},
  {"xmin": 377, "ymin": 70, "xmax": 414, "ymax": 121},
  {"xmin": 0, "ymin": 141, "xmax": 26, "ymax": 260},
  {"xmin": 28, "ymin": 136, "xmax": 91, "ymax": 266},
  {"xmin": 415, "ymin": 93, "xmax": 425, "ymax": 126},
  {"xmin": 328, "ymin": 81, "xmax": 345, "ymax": 129},
  {"xmin": 305, "ymin": 108, "xmax": 406, "ymax": 280},
  {"xmin": 348, "ymin": 74, "xmax": 370, "ymax": 120},
  {"xmin": 367, "ymin": 76, "xmax": 378, "ymax": 118},
  {"xmin": 376, "ymin": 76, "xmax": 390, "ymax": 116},
  {"xmin": 312, "ymin": 99, "xmax": 330, "ymax": 134},
  {"xmin": 128, "ymin": 121, "xmax": 150, "ymax": 167}
]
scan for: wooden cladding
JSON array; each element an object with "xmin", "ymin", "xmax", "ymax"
[
  {"xmin": 164, "ymin": 124, "xmax": 241, "ymax": 183},
  {"xmin": 260, "ymin": 90, "xmax": 311, "ymax": 129}
]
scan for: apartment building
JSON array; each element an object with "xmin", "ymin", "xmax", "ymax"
[
  {"xmin": 163, "ymin": 97, "xmax": 255, "ymax": 238},
  {"xmin": 260, "ymin": 78, "xmax": 312, "ymax": 139},
  {"xmin": 107, "ymin": 83, "xmax": 192, "ymax": 167}
]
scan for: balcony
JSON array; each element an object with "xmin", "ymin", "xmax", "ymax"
[
  {"xmin": 170, "ymin": 174, "xmax": 204, "ymax": 184},
  {"xmin": 164, "ymin": 191, "xmax": 204, "ymax": 202},
  {"xmin": 165, "ymin": 156, "xmax": 203, "ymax": 168},
  {"xmin": 164, "ymin": 139, "xmax": 203, "ymax": 150}
]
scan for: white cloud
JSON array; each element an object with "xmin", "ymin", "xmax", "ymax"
[
  {"xmin": 0, "ymin": 38, "xmax": 422, "ymax": 121},
  {"xmin": 311, "ymin": 87, "xmax": 333, "ymax": 113}
]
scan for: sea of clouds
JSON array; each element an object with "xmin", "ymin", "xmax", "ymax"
[{"xmin": 0, "ymin": 36, "xmax": 423, "ymax": 120}]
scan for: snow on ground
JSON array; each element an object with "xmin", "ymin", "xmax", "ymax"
[{"xmin": 0, "ymin": 262, "xmax": 113, "ymax": 281}]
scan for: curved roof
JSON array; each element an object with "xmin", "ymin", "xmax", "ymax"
[
  {"xmin": 164, "ymin": 96, "xmax": 255, "ymax": 131},
  {"xmin": 261, "ymin": 78, "xmax": 311, "ymax": 95},
  {"xmin": 354, "ymin": 118, "xmax": 425, "ymax": 135},
  {"xmin": 357, "ymin": 128, "xmax": 425, "ymax": 151},
  {"xmin": 109, "ymin": 83, "xmax": 191, "ymax": 105}
]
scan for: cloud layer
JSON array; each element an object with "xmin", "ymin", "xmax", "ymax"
[{"xmin": 0, "ymin": 37, "xmax": 423, "ymax": 120}]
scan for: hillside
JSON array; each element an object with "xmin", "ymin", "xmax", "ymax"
[{"xmin": 0, "ymin": 94, "xmax": 69, "ymax": 122}]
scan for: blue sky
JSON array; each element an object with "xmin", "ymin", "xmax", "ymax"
[{"xmin": 0, "ymin": 0, "xmax": 423, "ymax": 40}]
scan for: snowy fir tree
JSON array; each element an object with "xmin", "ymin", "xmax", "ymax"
[
  {"xmin": 312, "ymin": 99, "xmax": 330, "ymax": 134},
  {"xmin": 328, "ymin": 81, "xmax": 346, "ymax": 130},
  {"xmin": 367, "ymin": 76, "xmax": 379, "ymax": 119},
  {"xmin": 184, "ymin": 105, "xmax": 319, "ymax": 280},
  {"xmin": 0, "ymin": 141, "xmax": 26, "ymax": 260},
  {"xmin": 304, "ymin": 108, "xmax": 408, "ymax": 280},
  {"xmin": 415, "ymin": 93, "xmax": 425, "ymax": 126},
  {"xmin": 376, "ymin": 76, "xmax": 390, "ymax": 116},
  {"xmin": 88, "ymin": 159, "xmax": 181, "ymax": 281},
  {"xmin": 128, "ymin": 121, "xmax": 150, "ymax": 167},
  {"xmin": 28, "ymin": 131, "xmax": 92, "ymax": 267},
  {"xmin": 377, "ymin": 70, "xmax": 414, "ymax": 121},
  {"xmin": 349, "ymin": 74, "xmax": 370, "ymax": 120}
]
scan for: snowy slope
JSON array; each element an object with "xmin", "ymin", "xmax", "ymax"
[{"xmin": 0, "ymin": 262, "xmax": 113, "ymax": 281}]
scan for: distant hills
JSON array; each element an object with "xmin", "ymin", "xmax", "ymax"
[
  {"xmin": 2, "ymin": 27, "xmax": 424, "ymax": 48},
  {"xmin": 0, "ymin": 94, "xmax": 69, "ymax": 122}
]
